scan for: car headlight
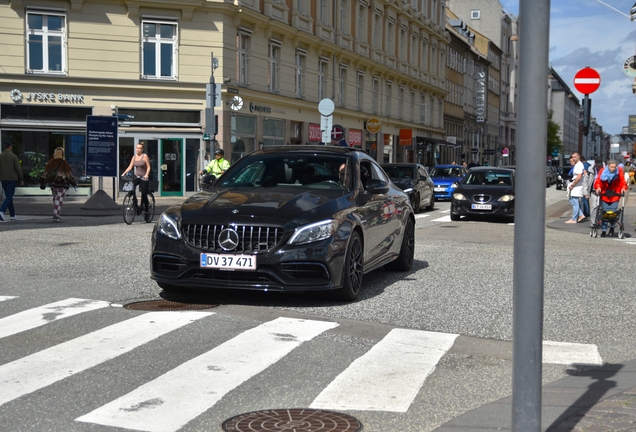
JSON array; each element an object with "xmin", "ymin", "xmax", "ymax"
[
  {"xmin": 497, "ymin": 195, "xmax": 515, "ymax": 202},
  {"xmin": 452, "ymin": 193, "xmax": 466, "ymax": 200},
  {"xmin": 288, "ymin": 219, "xmax": 337, "ymax": 245},
  {"xmin": 157, "ymin": 212, "xmax": 182, "ymax": 240},
  {"xmin": 403, "ymin": 188, "xmax": 413, "ymax": 193},
  {"xmin": 451, "ymin": 182, "xmax": 459, "ymax": 189}
]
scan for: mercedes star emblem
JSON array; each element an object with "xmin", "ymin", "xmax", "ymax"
[{"xmin": 218, "ymin": 228, "xmax": 240, "ymax": 251}]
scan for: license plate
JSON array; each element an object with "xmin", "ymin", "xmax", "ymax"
[
  {"xmin": 200, "ymin": 253, "xmax": 257, "ymax": 271},
  {"xmin": 471, "ymin": 204, "xmax": 492, "ymax": 210},
  {"xmin": 434, "ymin": 187, "xmax": 446, "ymax": 192}
]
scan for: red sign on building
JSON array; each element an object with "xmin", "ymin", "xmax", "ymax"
[
  {"xmin": 349, "ymin": 129, "xmax": 362, "ymax": 147},
  {"xmin": 308, "ymin": 123, "xmax": 321, "ymax": 142}
]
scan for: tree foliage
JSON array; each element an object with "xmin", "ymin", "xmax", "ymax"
[{"xmin": 547, "ymin": 110, "xmax": 563, "ymax": 157}]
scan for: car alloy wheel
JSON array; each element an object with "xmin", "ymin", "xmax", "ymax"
[{"xmin": 333, "ymin": 231, "xmax": 363, "ymax": 301}]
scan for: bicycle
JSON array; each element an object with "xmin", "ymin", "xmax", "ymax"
[{"xmin": 122, "ymin": 175, "xmax": 155, "ymax": 225}]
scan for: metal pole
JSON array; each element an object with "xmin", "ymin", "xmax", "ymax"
[{"xmin": 512, "ymin": 0, "xmax": 550, "ymax": 430}]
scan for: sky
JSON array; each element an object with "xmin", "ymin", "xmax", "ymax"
[{"xmin": 499, "ymin": 0, "xmax": 636, "ymax": 135}]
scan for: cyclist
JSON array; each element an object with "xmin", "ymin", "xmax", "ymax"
[
  {"xmin": 122, "ymin": 142, "xmax": 151, "ymax": 214},
  {"xmin": 199, "ymin": 148, "xmax": 230, "ymax": 179}
]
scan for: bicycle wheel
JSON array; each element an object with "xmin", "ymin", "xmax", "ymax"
[
  {"xmin": 123, "ymin": 193, "xmax": 136, "ymax": 225},
  {"xmin": 145, "ymin": 192, "xmax": 156, "ymax": 223}
]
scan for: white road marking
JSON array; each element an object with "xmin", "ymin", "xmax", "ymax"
[
  {"xmin": 415, "ymin": 214, "xmax": 430, "ymax": 219},
  {"xmin": 77, "ymin": 317, "xmax": 339, "ymax": 432},
  {"xmin": 0, "ymin": 298, "xmax": 110, "ymax": 339},
  {"xmin": 310, "ymin": 329, "xmax": 458, "ymax": 412},
  {"xmin": 432, "ymin": 215, "xmax": 452, "ymax": 222},
  {"xmin": 442, "ymin": 209, "xmax": 450, "ymax": 213},
  {"xmin": 0, "ymin": 311, "xmax": 212, "ymax": 407},
  {"xmin": 0, "ymin": 296, "xmax": 17, "ymax": 302},
  {"xmin": 542, "ymin": 341, "xmax": 603, "ymax": 366}
]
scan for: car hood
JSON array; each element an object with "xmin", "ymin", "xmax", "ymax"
[
  {"xmin": 456, "ymin": 184, "xmax": 514, "ymax": 196},
  {"xmin": 431, "ymin": 177, "xmax": 462, "ymax": 185},
  {"xmin": 392, "ymin": 179, "xmax": 414, "ymax": 190},
  {"xmin": 178, "ymin": 188, "xmax": 348, "ymax": 225}
]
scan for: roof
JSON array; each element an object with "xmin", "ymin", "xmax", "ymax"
[{"xmin": 256, "ymin": 145, "xmax": 364, "ymax": 155}]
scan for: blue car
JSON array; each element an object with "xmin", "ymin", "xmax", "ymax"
[{"xmin": 429, "ymin": 164, "xmax": 468, "ymax": 199}]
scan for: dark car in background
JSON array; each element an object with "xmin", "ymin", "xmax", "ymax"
[
  {"xmin": 429, "ymin": 164, "xmax": 468, "ymax": 200},
  {"xmin": 151, "ymin": 146, "xmax": 415, "ymax": 302},
  {"xmin": 546, "ymin": 166, "xmax": 557, "ymax": 187},
  {"xmin": 381, "ymin": 163, "xmax": 435, "ymax": 213},
  {"xmin": 450, "ymin": 167, "xmax": 515, "ymax": 221},
  {"xmin": 555, "ymin": 166, "xmax": 572, "ymax": 190}
]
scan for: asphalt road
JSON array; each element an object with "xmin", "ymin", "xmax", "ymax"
[{"xmin": 1, "ymin": 186, "xmax": 635, "ymax": 431}]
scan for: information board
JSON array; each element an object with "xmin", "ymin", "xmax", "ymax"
[{"xmin": 85, "ymin": 115, "xmax": 118, "ymax": 177}]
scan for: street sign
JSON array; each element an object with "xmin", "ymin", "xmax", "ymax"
[
  {"xmin": 573, "ymin": 67, "xmax": 601, "ymax": 94},
  {"xmin": 502, "ymin": 147, "xmax": 509, "ymax": 156},
  {"xmin": 85, "ymin": 116, "xmax": 118, "ymax": 177},
  {"xmin": 331, "ymin": 125, "xmax": 345, "ymax": 141}
]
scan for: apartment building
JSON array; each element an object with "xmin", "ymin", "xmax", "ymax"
[{"xmin": 0, "ymin": 0, "xmax": 451, "ymax": 197}]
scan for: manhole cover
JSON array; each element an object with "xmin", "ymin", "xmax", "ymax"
[
  {"xmin": 123, "ymin": 300, "xmax": 218, "ymax": 311},
  {"xmin": 222, "ymin": 408, "xmax": 362, "ymax": 432}
]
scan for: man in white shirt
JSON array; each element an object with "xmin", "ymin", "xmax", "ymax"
[{"xmin": 566, "ymin": 152, "xmax": 585, "ymax": 224}]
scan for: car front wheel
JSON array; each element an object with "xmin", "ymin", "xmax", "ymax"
[
  {"xmin": 385, "ymin": 218, "xmax": 414, "ymax": 271},
  {"xmin": 332, "ymin": 232, "xmax": 364, "ymax": 301},
  {"xmin": 450, "ymin": 212, "xmax": 460, "ymax": 221}
]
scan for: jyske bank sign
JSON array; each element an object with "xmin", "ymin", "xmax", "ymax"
[{"xmin": 9, "ymin": 88, "xmax": 85, "ymax": 104}]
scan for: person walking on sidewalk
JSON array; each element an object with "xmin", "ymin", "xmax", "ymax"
[
  {"xmin": 566, "ymin": 152, "xmax": 586, "ymax": 224},
  {"xmin": 42, "ymin": 147, "xmax": 77, "ymax": 222},
  {"xmin": 0, "ymin": 141, "xmax": 24, "ymax": 222},
  {"xmin": 594, "ymin": 159, "xmax": 628, "ymax": 237}
]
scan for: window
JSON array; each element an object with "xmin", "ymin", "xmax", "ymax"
[
  {"xmin": 471, "ymin": 9, "xmax": 480, "ymax": 19},
  {"xmin": 372, "ymin": 77, "xmax": 380, "ymax": 115},
  {"xmin": 387, "ymin": 20, "xmax": 395, "ymax": 56},
  {"xmin": 419, "ymin": 94, "xmax": 427, "ymax": 124},
  {"xmin": 399, "ymin": 26, "xmax": 407, "ymax": 61},
  {"xmin": 237, "ymin": 30, "xmax": 251, "ymax": 86},
  {"xmin": 263, "ymin": 118, "xmax": 285, "ymax": 147},
  {"xmin": 410, "ymin": 89, "xmax": 416, "ymax": 122},
  {"xmin": 26, "ymin": 11, "xmax": 66, "ymax": 74},
  {"xmin": 438, "ymin": 100, "xmax": 443, "ymax": 127},
  {"xmin": 319, "ymin": 0, "xmax": 330, "ymax": 26},
  {"xmin": 421, "ymin": 39, "xmax": 428, "ymax": 72},
  {"xmin": 295, "ymin": 50, "xmax": 306, "ymax": 99},
  {"xmin": 385, "ymin": 81, "xmax": 392, "ymax": 117},
  {"xmin": 357, "ymin": 2, "xmax": 368, "ymax": 44},
  {"xmin": 269, "ymin": 41, "xmax": 281, "ymax": 93},
  {"xmin": 410, "ymin": 33, "xmax": 418, "ymax": 66},
  {"xmin": 356, "ymin": 72, "xmax": 364, "ymax": 111},
  {"xmin": 318, "ymin": 58, "xmax": 328, "ymax": 100},
  {"xmin": 296, "ymin": 0, "xmax": 309, "ymax": 15},
  {"xmin": 430, "ymin": 96, "xmax": 435, "ymax": 126},
  {"xmin": 398, "ymin": 86, "xmax": 404, "ymax": 119},
  {"xmin": 421, "ymin": 0, "xmax": 428, "ymax": 18},
  {"xmin": 338, "ymin": 65, "xmax": 348, "ymax": 107},
  {"xmin": 373, "ymin": 11, "xmax": 382, "ymax": 48},
  {"xmin": 142, "ymin": 19, "xmax": 178, "ymax": 80},
  {"xmin": 339, "ymin": 0, "xmax": 350, "ymax": 35}
]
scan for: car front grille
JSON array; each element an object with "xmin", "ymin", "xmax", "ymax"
[
  {"xmin": 472, "ymin": 194, "xmax": 492, "ymax": 203},
  {"xmin": 183, "ymin": 224, "xmax": 284, "ymax": 253}
]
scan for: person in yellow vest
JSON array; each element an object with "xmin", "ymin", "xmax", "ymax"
[{"xmin": 199, "ymin": 148, "xmax": 230, "ymax": 178}]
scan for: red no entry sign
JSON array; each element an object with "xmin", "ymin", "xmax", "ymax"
[{"xmin": 573, "ymin": 67, "xmax": 601, "ymax": 94}]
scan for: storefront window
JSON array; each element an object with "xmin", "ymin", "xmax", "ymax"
[
  {"xmin": 0, "ymin": 130, "xmax": 80, "ymax": 187},
  {"xmin": 230, "ymin": 114, "xmax": 255, "ymax": 163},
  {"xmin": 185, "ymin": 138, "xmax": 199, "ymax": 192},
  {"xmin": 263, "ymin": 118, "xmax": 284, "ymax": 147}
]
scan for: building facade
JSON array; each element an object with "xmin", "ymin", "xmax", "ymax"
[{"xmin": 0, "ymin": 0, "xmax": 452, "ymax": 198}]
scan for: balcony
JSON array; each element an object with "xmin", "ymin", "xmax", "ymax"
[{"xmin": 500, "ymin": 111, "xmax": 516, "ymax": 122}]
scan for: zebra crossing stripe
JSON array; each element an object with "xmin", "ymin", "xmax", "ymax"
[
  {"xmin": 0, "ymin": 298, "xmax": 111, "ymax": 339},
  {"xmin": 0, "ymin": 296, "xmax": 17, "ymax": 302},
  {"xmin": 310, "ymin": 328, "xmax": 458, "ymax": 412},
  {"xmin": 0, "ymin": 311, "xmax": 212, "ymax": 408},
  {"xmin": 432, "ymin": 215, "xmax": 452, "ymax": 222},
  {"xmin": 76, "ymin": 317, "xmax": 339, "ymax": 432}
]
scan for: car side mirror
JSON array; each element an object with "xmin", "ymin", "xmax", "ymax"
[{"xmin": 365, "ymin": 179, "xmax": 390, "ymax": 194}]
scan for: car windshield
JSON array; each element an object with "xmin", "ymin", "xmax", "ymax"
[
  {"xmin": 558, "ymin": 167, "xmax": 572, "ymax": 176},
  {"xmin": 464, "ymin": 171, "xmax": 513, "ymax": 186},
  {"xmin": 430, "ymin": 167, "xmax": 463, "ymax": 178},
  {"xmin": 218, "ymin": 153, "xmax": 351, "ymax": 191},
  {"xmin": 383, "ymin": 166, "xmax": 414, "ymax": 180}
]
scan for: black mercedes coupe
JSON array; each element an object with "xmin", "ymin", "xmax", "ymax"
[{"xmin": 151, "ymin": 146, "xmax": 415, "ymax": 301}]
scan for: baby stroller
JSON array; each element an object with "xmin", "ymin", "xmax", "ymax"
[{"xmin": 590, "ymin": 191, "xmax": 625, "ymax": 239}]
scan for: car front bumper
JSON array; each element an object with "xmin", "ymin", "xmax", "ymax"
[{"xmin": 451, "ymin": 201, "xmax": 515, "ymax": 217}]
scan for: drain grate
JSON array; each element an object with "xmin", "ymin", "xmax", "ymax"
[
  {"xmin": 123, "ymin": 300, "xmax": 219, "ymax": 311},
  {"xmin": 222, "ymin": 408, "xmax": 363, "ymax": 432}
]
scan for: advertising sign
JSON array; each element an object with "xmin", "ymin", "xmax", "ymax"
[
  {"xmin": 365, "ymin": 118, "xmax": 381, "ymax": 134},
  {"xmin": 349, "ymin": 129, "xmax": 362, "ymax": 146},
  {"xmin": 624, "ymin": 56, "xmax": 636, "ymax": 77},
  {"xmin": 308, "ymin": 123, "xmax": 322, "ymax": 142},
  {"xmin": 399, "ymin": 129, "xmax": 413, "ymax": 146},
  {"xmin": 629, "ymin": 115, "xmax": 636, "ymax": 134},
  {"xmin": 85, "ymin": 115, "xmax": 118, "ymax": 177}
]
